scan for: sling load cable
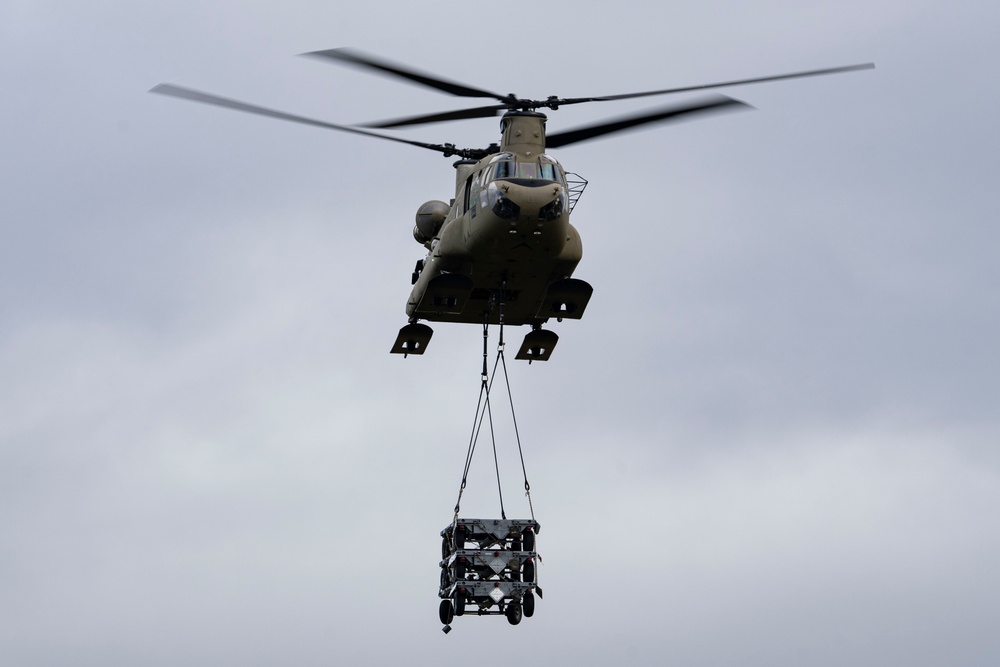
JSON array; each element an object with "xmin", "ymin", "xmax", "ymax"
[
  {"xmin": 498, "ymin": 335, "xmax": 536, "ymax": 523},
  {"xmin": 493, "ymin": 289, "xmax": 535, "ymax": 522},
  {"xmin": 492, "ymin": 287, "xmax": 536, "ymax": 522},
  {"xmin": 451, "ymin": 287, "xmax": 536, "ymax": 526},
  {"xmin": 452, "ymin": 314, "xmax": 506, "ymax": 525}
]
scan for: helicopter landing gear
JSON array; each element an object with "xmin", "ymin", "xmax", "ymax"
[
  {"xmin": 537, "ymin": 278, "xmax": 593, "ymax": 321},
  {"xmin": 390, "ymin": 322, "xmax": 433, "ymax": 356},
  {"xmin": 515, "ymin": 328, "xmax": 558, "ymax": 362}
]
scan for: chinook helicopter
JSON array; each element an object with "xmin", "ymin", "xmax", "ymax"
[{"xmin": 152, "ymin": 50, "xmax": 872, "ymax": 361}]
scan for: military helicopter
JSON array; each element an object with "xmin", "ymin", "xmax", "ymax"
[{"xmin": 152, "ymin": 50, "xmax": 872, "ymax": 361}]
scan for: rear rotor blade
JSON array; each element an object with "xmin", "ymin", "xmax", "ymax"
[
  {"xmin": 149, "ymin": 83, "xmax": 476, "ymax": 156},
  {"xmin": 302, "ymin": 48, "xmax": 508, "ymax": 101},
  {"xmin": 545, "ymin": 95, "xmax": 751, "ymax": 149},
  {"xmin": 558, "ymin": 63, "xmax": 875, "ymax": 106}
]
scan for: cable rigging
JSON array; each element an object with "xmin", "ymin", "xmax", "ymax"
[{"xmin": 451, "ymin": 290, "xmax": 535, "ymax": 524}]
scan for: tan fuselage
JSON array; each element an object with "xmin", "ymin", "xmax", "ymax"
[{"xmin": 407, "ymin": 113, "xmax": 584, "ymax": 325}]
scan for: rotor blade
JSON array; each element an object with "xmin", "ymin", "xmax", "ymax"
[
  {"xmin": 149, "ymin": 83, "xmax": 464, "ymax": 156},
  {"xmin": 545, "ymin": 95, "xmax": 751, "ymax": 149},
  {"xmin": 558, "ymin": 63, "xmax": 875, "ymax": 106},
  {"xmin": 302, "ymin": 48, "xmax": 508, "ymax": 101},
  {"xmin": 361, "ymin": 104, "xmax": 509, "ymax": 128}
]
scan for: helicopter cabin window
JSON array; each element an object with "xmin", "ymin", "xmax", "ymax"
[
  {"xmin": 475, "ymin": 169, "xmax": 489, "ymax": 216},
  {"xmin": 464, "ymin": 169, "xmax": 488, "ymax": 217},
  {"xmin": 463, "ymin": 173, "xmax": 475, "ymax": 215},
  {"xmin": 471, "ymin": 171, "xmax": 483, "ymax": 218}
]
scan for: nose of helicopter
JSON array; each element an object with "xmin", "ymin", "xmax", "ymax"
[{"xmin": 496, "ymin": 180, "xmax": 565, "ymax": 222}]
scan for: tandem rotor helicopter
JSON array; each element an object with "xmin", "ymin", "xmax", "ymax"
[{"xmin": 152, "ymin": 49, "xmax": 872, "ymax": 361}]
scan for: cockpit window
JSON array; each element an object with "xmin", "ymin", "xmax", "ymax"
[
  {"xmin": 493, "ymin": 161, "xmax": 515, "ymax": 179},
  {"xmin": 492, "ymin": 158, "xmax": 564, "ymax": 183},
  {"xmin": 518, "ymin": 162, "xmax": 538, "ymax": 179}
]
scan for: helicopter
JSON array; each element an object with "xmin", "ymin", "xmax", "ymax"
[{"xmin": 152, "ymin": 49, "xmax": 873, "ymax": 361}]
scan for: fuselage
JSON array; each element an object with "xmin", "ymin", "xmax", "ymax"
[{"xmin": 407, "ymin": 112, "xmax": 584, "ymax": 326}]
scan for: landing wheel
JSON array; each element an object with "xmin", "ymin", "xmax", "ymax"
[
  {"xmin": 439, "ymin": 599, "xmax": 455, "ymax": 625},
  {"xmin": 454, "ymin": 589, "xmax": 465, "ymax": 616},
  {"xmin": 441, "ymin": 535, "xmax": 450, "ymax": 559},
  {"xmin": 505, "ymin": 601, "xmax": 522, "ymax": 625},
  {"xmin": 522, "ymin": 559, "xmax": 535, "ymax": 583},
  {"xmin": 523, "ymin": 591, "xmax": 535, "ymax": 617}
]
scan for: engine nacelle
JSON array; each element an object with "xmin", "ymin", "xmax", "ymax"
[{"xmin": 413, "ymin": 200, "xmax": 450, "ymax": 244}]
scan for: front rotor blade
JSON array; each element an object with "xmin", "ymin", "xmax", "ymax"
[
  {"xmin": 545, "ymin": 95, "xmax": 751, "ymax": 149},
  {"xmin": 362, "ymin": 103, "xmax": 509, "ymax": 128},
  {"xmin": 149, "ymin": 83, "xmax": 461, "ymax": 155},
  {"xmin": 302, "ymin": 48, "xmax": 508, "ymax": 101},
  {"xmin": 559, "ymin": 63, "xmax": 875, "ymax": 106}
]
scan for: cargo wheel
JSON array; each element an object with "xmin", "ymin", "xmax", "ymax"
[
  {"xmin": 523, "ymin": 591, "xmax": 535, "ymax": 617},
  {"xmin": 522, "ymin": 559, "xmax": 534, "ymax": 583},
  {"xmin": 522, "ymin": 529, "xmax": 535, "ymax": 551},
  {"xmin": 439, "ymin": 599, "xmax": 454, "ymax": 625},
  {"xmin": 505, "ymin": 601, "xmax": 522, "ymax": 625}
]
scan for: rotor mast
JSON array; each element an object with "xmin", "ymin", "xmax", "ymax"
[{"xmin": 500, "ymin": 111, "xmax": 548, "ymax": 157}]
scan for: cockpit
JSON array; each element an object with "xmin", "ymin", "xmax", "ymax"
[
  {"xmin": 487, "ymin": 153, "xmax": 565, "ymax": 185},
  {"xmin": 472, "ymin": 153, "xmax": 569, "ymax": 222}
]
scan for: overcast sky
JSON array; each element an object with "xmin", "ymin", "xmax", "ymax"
[{"xmin": 3, "ymin": 1, "xmax": 999, "ymax": 665}]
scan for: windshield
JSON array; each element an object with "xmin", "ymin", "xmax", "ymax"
[{"xmin": 492, "ymin": 158, "xmax": 563, "ymax": 183}]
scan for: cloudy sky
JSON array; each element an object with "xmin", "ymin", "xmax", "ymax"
[{"xmin": 3, "ymin": 1, "xmax": 998, "ymax": 664}]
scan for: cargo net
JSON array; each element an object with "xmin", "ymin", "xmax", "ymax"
[{"xmin": 440, "ymin": 310, "xmax": 540, "ymax": 632}]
